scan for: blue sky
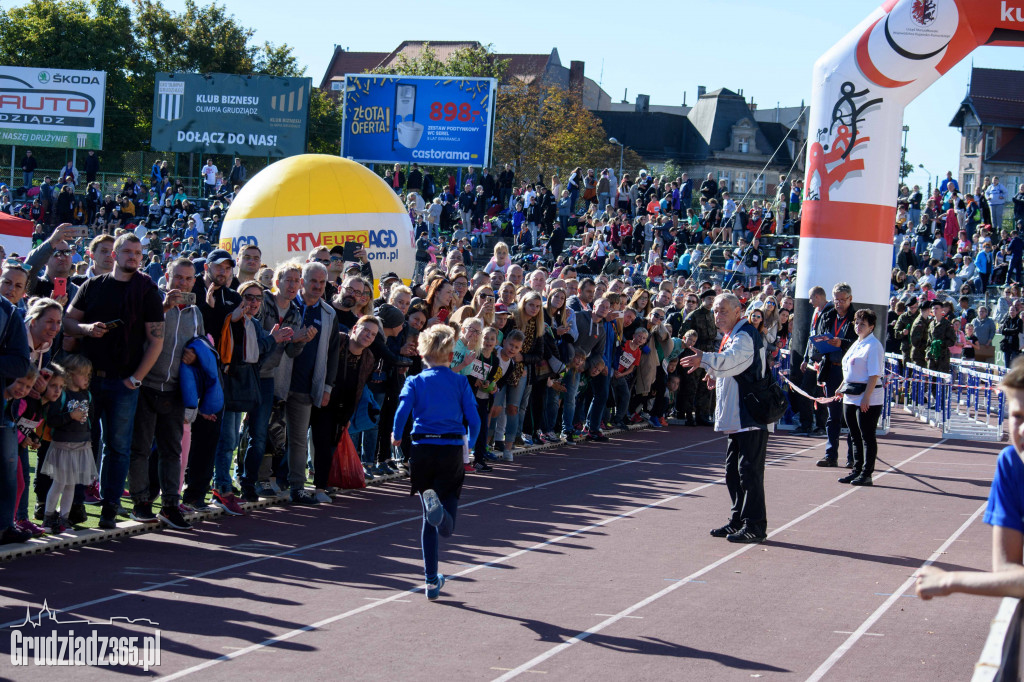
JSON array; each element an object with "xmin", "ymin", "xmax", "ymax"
[{"xmin": 7, "ymin": 0, "xmax": 1022, "ymax": 188}]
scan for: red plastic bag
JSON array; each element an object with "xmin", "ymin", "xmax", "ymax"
[{"xmin": 329, "ymin": 428, "xmax": 365, "ymax": 489}]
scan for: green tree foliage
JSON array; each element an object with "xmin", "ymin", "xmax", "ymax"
[
  {"xmin": 493, "ymin": 82, "xmax": 624, "ymax": 184},
  {"xmin": 370, "ymin": 43, "xmax": 508, "ymax": 81},
  {"xmin": 307, "ymin": 89, "xmax": 344, "ymax": 155},
  {"xmin": 0, "ymin": 0, "xmax": 306, "ymax": 152},
  {"xmin": 0, "ymin": 0, "xmax": 144, "ymax": 149}
]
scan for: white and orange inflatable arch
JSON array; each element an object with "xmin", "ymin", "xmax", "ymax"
[{"xmin": 794, "ymin": 0, "xmax": 1024, "ymax": 351}]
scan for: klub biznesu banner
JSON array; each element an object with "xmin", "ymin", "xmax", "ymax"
[
  {"xmin": 341, "ymin": 74, "xmax": 497, "ymax": 167},
  {"xmin": 151, "ymin": 72, "xmax": 311, "ymax": 157},
  {"xmin": 0, "ymin": 66, "xmax": 106, "ymax": 150}
]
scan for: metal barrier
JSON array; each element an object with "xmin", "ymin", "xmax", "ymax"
[
  {"xmin": 885, "ymin": 354, "xmax": 1005, "ymax": 442},
  {"xmin": 974, "ymin": 597, "xmax": 1024, "ymax": 682},
  {"xmin": 773, "ymin": 349, "xmax": 891, "ymax": 434}
]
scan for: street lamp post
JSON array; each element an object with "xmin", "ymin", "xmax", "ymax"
[
  {"xmin": 609, "ymin": 137, "xmax": 624, "ymax": 180},
  {"xmin": 918, "ymin": 163, "xmax": 936, "ymax": 196},
  {"xmin": 900, "ymin": 124, "xmax": 909, "ymax": 186}
]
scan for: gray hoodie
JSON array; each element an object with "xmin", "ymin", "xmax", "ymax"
[{"xmin": 144, "ymin": 304, "xmax": 204, "ymax": 392}]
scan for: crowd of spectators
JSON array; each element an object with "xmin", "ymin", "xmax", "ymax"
[
  {"xmin": 890, "ymin": 171, "xmax": 1024, "ymax": 368},
  {"xmin": 0, "ymin": 159, "xmax": 824, "ymax": 550}
]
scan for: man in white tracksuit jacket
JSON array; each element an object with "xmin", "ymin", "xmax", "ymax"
[{"xmin": 680, "ymin": 293, "xmax": 771, "ymax": 544}]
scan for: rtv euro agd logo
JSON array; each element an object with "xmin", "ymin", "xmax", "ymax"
[{"xmin": 9, "ymin": 600, "xmax": 161, "ymax": 670}]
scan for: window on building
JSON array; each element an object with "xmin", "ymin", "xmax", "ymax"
[
  {"xmin": 737, "ymin": 137, "xmax": 749, "ymax": 153},
  {"xmin": 718, "ymin": 170, "xmax": 731, "ymax": 192},
  {"xmin": 965, "ymin": 128, "xmax": 979, "ymax": 155},
  {"xmin": 755, "ymin": 174, "xmax": 766, "ymax": 196},
  {"xmin": 963, "ymin": 173, "xmax": 975, "ymax": 195},
  {"xmin": 734, "ymin": 171, "xmax": 748, "ymax": 194},
  {"xmin": 985, "ymin": 130, "xmax": 996, "ymax": 158}
]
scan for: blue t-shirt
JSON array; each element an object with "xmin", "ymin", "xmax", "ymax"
[
  {"xmin": 289, "ymin": 301, "xmax": 323, "ymax": 394},
  {"xmin": 984, "ymin": 446, "xmax": 1024, "ymax": 534}
]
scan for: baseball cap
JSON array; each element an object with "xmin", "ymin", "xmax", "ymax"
[
  {"xmin": 207, "ymin": 249, "xmax": 235, "ymax": 266},
  {"xmin": 380, "ymin": 271, "xmax": 400, "ymax": 284},
  {"xmin": 494, "ymin": 302, "xmax": 510, "ymax": 315}
]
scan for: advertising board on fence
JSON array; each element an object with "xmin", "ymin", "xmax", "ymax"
[
  {"xmin": 151, "ymin": 72, "xmax": 311, "ymax": 157},
  {"xmin": 0, "ymin": 66, "xmax": 106, "ymax": 149},
  {"xmin": 341, "ymin": 74, "xmax": 496, "ymax": 167}
]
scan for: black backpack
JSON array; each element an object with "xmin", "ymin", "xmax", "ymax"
[{"xmin": 734, "ymin": 323, "xmax": 788, "ymax": 424}]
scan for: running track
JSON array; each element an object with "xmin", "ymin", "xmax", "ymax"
[{"xmin": 0, "ymin": 414, "xmax": 1005, "ymax": 680}]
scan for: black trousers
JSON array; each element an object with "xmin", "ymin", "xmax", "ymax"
[
  {"xmin": 725, "ymin": 429, "xmax": 768, "ymax": 534},
  {"xmin": 844, "ymin": 403, "xmax": 882, "ymax": 476},
  {"xmin": 823, "ymin": 366, "xmax": 850, "ymax": 461},
  {"xmin": 796, "ymin": 363, "xmax": 827, "ymax": 430},
  {"xmin": 183, "ymin": 409, "xmax": 223, "ymax": 504}
]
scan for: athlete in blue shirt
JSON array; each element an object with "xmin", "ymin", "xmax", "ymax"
[
  {"xmin": 392, "ymin": 324, "xmax": 480, "ymax": 601},
  {"xmin": 916, "ymin": 360, "xmax": 1024, "ymax": 599}
]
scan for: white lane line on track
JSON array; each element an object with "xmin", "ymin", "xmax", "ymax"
[
  {"xmin": 488, "ymin": 438, "xmax": 950, "ymax": 682},
  {"xmin": 0, "ymin": 433, "xmax": 727, "ymax": 631},
  {"xmin": 158, "ymin": 440, "xmax": 827, "ymax": 680},
  {"xmin": 804, "ymin": 500, "xmax": 986, "ymax": 682}
]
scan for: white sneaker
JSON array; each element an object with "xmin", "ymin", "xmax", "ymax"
[
  {"xmin": 313, "ymin": 490, "xmax": 332, "ymax": 504},
  {"xmin": 503, "ymin": 451, "xmax": 514, "ymax": 462}
]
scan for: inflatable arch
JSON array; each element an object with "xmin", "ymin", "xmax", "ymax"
[{"xmin": 793, "ymin": 0, "xmax": 1024, "ymax": 353}]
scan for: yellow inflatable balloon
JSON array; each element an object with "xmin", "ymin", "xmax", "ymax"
[{"xmin": 219, "ymin": 154, "xmax": 414, "ymax": 280}]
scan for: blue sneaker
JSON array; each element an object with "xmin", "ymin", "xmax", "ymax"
[
  {"xmin": 484, "ymin": 451, "xmax": 501, "ymax": 462},
  {"xmin": 421, "ymin": 489, "xmax": 444, "ymax": 528},
  {"xmin": 647, "ymin": 416, "xmax": 662, "ymax": 428},
  {"xmin": 426, "ymin": 574, "xmax": 446, "ymax": 601}
]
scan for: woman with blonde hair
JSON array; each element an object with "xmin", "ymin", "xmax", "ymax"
[
  {"xmin": 451, "ymin": 316, "xmax": 484, "ymax": 376},
  {"xmin": 760, "ymin": 296, "xmax": 781, "ymax": 349},
  {"xmin": 498, "ymin": 290, "xmax": 548, "ymax": 454},
  {"xmin": 354, "ymin": 276, "xmax": 374, "ymax": 317},
  {"xmin": 471, "ymin": 285, "xmax": 496, "ymax": 327},
  {"xmin": 483, "ymin": 241, "xmax": 512, "ymax": 275}
]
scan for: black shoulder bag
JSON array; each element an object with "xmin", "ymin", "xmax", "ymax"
[{"xmin": 733, "ymin": 326, "xmax": 788, "ymax": 425}]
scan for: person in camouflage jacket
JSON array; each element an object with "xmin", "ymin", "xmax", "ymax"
[{"xmin": 927, "ymin": 301, "xmax": 957, "ymax": 373}]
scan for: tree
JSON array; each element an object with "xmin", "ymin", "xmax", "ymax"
[
  {"xmin": 0, "ymin": 0, "xmax": 306, "ymax": 152},
  {"xmin": 0, "ymin": 0, "xmax": 145, "ymax": 149},
  {"xmin": 306, "ymin": 89, "xmax": 344, "ymax": 155},
  {"xmin": 492, "ymin": 83, "xmax": 622, "ymax": 184},
  {"xmin": 370, "ymin": 42, "xmax": 508, "ymax": 81}
]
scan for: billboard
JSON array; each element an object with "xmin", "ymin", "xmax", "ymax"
[
  {"xmin": 151, "ymin": 72, "xmax": 311, "ymax": 157},
  {"xmin": 341, "ymin": 74, "xmax": 496, "ymax": 167},
  {"xmin": 0, "ymin": 66, "xmax": 106, "ymax": 149}
]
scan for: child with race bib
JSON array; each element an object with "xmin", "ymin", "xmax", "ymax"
[{"xmin": 392, "ymin": 324, "xmax": 480, "ymax": 601}]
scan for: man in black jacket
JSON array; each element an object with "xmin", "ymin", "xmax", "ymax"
[
  {"xmin": 228, "ymin": 158, "xmax": 247, "ymax": 187},
  {"xmin": 20, "ymin": 150, "xmax": 37, "ymax": 190},
  {"xmin": 498, "ymin": 164, "xmax": 514, "ymax": 210},
  {"xmin": 700, "ymin": 173, "xmax": 718, "ymax": 201},
  {"xmin": 481, "ymin": 167, "xmax": 497, "ymax": 203},
  {"xmin": 812, "ymin": 282, "xmax": 858, "ymax": 468},
  {"xmin": 84, "ymin": 150, "xmax": 100, "ymax": 184},
  {"xmin": 407, "ymin": 163, "xmax": 423, "ymax": 194}
]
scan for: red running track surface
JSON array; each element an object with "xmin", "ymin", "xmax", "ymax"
[{"xmin": 0, "ymin": 414, "xmax": 1004, "ymax": 680}]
